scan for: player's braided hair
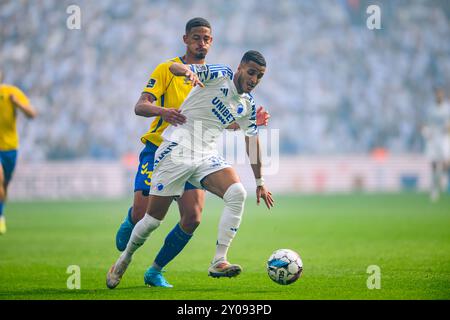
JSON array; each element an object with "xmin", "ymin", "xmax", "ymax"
[
  {"xmin": 186, "ymin": 17, "xmax": 211, "ymax": 33},
  {"xmin": 241, "ymin": 50, "xmax": 266, "ymax": 67}
]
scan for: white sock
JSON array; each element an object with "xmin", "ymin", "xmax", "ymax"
[
  {"xmin": 214, "ymin": 183, "xmax": 247, "ymax": 262},
  {"xmin": 123, "ymin": 214, "xmax": 161, "ymax": 260},
  {"xmin": 213, "ymin": 244, "xmax": 229, "ymax": 263}
]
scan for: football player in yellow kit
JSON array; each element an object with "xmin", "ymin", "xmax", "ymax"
[
  {"xmin": 0, "ymin": 69, "xmax": 37, "ymax": 234},
  {"xmin": 114, "ymin": 18, "xmax": 270, "ymax": 287}
]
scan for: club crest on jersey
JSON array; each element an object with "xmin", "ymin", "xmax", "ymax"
[
  {"xmin": 220, "ymin": 87, "xmax": 229, "ymax": 97},
  {"xmin": 146, "ymin": 78, "xmax": 156, "ymax": 88},
  {"xmin": 236, "ymin": 104, "xmax": 244, "ymax": 115},
  {"xmin": 154, "ymin": 183, "xmax": 164, "ymax": 191}
]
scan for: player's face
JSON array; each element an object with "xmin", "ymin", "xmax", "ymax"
[
  {"xmin": 183, "ymin": 26, "xmax": 212, "ymax": 60},
  {"xmin": 435, "ymin": 89, "xmax": 444, "ymax": 105},
  {"xmin": 236, "ymin": 61, "xmax": 266, "ymax": 94}
]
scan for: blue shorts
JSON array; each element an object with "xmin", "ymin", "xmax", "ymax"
[
  {"xmin": 134, "ymin": 142, "xmax": 198, "ymax": 196},
  {"xmin": 0, "ymin": 150, "xmax": 18, "ymax": 186}
]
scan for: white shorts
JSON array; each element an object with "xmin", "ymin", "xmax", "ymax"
[
  {"xmin": 149, "ymin": 140, "xmax": 231, "ymax": 197},
  {"xmin": 426, "ymin": 135, "xmax": 450, "ymax": 162}
]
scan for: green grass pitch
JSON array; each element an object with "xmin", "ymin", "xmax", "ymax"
[{"xmin": 0, "ymin": 194, "xmax": 449, "ymax": 300}]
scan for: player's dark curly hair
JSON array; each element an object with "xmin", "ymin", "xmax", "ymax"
[
  {"xmin": 241, "ymin": 50, "xmax": 266, "ymax": 67},
  {"xmin": 186, "ymin": 17, "xmax": 211, "ymax": 33}
]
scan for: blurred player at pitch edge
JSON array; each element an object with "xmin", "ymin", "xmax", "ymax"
[
  {"xmin": 0, "ymin": 70, "xmax": 37, "ymax": 234},
  {"xmin": 114, "ymin": 18, "xmax": 270, "ymax": 287},
  {"xmin": 107, "ymin": 50, "xmax": 274, "ymax": 289},
  {"xmin": 422, "ymin": 87, "xmax": 450, "ymax": 202}
]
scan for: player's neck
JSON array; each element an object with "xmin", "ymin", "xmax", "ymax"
[
  {"xmin": 182, "ymin": 53, "xmax": 205, "ymax": 65},
  {"xmin": 233, "ymin": 77, "xmax": 243, "ymax": 95}
]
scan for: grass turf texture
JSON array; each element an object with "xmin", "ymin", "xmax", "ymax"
[{"xmin": 0, "ymin": 194, "xmax": 449, "ymax": 300}]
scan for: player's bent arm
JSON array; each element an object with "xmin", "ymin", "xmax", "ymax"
[
  {"xmin": 245, "ymin": 135, "xmax": 274, "ymax": 209},
  {"xmin": 135, "ymin": 92, "xmax": 164, "ymax": 117},
  {"xmin": 10, "ymin": 95, "xmax": 37, "ymax": 119},
  {"xmin": 169, "ymin": 63, "xmax": 204, "ymax": 87},
  {"xmin": 134, "ymin": 92, "xmax": 186, "ymax": 125},
  {"xmin": 169, "ymin": 63, "xmax": 193, "ymax": 77},
  {"xmin": 226, "ymin": 108, "xmax": 271, "ymax": 131}
]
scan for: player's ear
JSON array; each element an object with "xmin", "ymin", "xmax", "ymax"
[{"xmin": 183, "ymin": 34, "xmax": 188, "ymax": 44}]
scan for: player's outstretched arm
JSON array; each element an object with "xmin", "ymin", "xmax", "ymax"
[
  {"xmin": 256, "ymin": 106, "xmax": 270, "ymax": 126},
  {"xmin": 226, "ymin": 106, "xmax": 271, "ymax": 130},
  {"xmin": 169, "ymin": 63, "xmax": 204, "ymax": 88},
  {"xmin": 10, "ymin": 95, "xmax": 37, "ymax": 119},
  {"xmin": 245, "ymin": 135, "xmax": 274, "ymax": 209},
  {"xmin": 134, "ymin": 92, "xmax": 186, "ymax": 126}
]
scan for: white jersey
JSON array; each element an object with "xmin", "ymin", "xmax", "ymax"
[
  {"xmin": 162, "ymin": 64, "xmax": 258, "ymax": 154},
  {"xmin": 424, "ymin": 101, "xmax": 450, "ymax": 161},
  {"xmin": 426, "ymin": 101, "xmax": 450, "ymax": 139}
]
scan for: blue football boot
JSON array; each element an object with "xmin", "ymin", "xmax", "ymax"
[
  {"xmin": 144, "ymin": 266, "xmax": 173, "ymax": 288},
  {"xmin": 115, "ymin": 208, "xmax": 134, "ymax": 251}
]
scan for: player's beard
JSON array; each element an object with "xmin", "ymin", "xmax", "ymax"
[{"xmin": 195, "ymin": 52, "xmax": 206, "ymax": 59}]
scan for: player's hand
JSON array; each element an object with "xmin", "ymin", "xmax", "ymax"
[
  {"xmin": 161, "ymin": 108, "xmax": 186, "ymax": 126},
  {"xmin": 226, "ymin": 122, "xmax": 240, "ymax": 131},
  {"xmin": 256, "ymin": 106, "xmax": 270, "ymax": 126},
  {"xmin": 256, "ymin": 185, "xmax": 274, "ymax": 210},
  {"xmin": 184, "ymin": 70, "xmax": 204, "ymax": 88}
]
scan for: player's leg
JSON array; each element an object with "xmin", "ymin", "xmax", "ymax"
[
  {"xmin": 107, "ymin": 141, "xmax": 190, "ymax": 288},
  {"xmin": 201, "ymin": 167, "xmax": 247, "ymax": 278},
  {"xmin": 430, "ymin": 160, "xmax": 440, "ymax": 202},
  {"xmin": 145, "ymin": 187, "xmax": 205, "ymax": 287},
  {"xmin": 444, "ymin": 139, "xmax": 450, "ymax": 193},
  {"xmin": 0, "ymin": 150, "xmax": 17, "ymax": 235},
  {"xmin": 446, "ymin": 161, "xmax": 450, "ymax": 193},
  {"xmin": 0, "ymin": 163, "xmax": 6, "ymax": 235},
  {"xmin": 115, "ymin": 142, "xmax": 157, "ymax": 251},
  {"xmin": 107, "ymin": 194, "xmax": 173, "ymax": 289}
]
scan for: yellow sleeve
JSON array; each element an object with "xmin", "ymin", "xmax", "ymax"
[
  {"xmin": 9, "ymin": 86, "xmax": 30, "ymax": 107},
  {"xmin": 142, "ymin": 62, "xmax": 173, "ymax": 101}
]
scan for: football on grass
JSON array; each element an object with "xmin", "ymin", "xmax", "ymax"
[{"xmin": 267, "ymin": 249, "xmax": 303, "ymax": 285}]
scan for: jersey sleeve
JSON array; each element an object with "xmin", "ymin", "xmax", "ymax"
[
  {"xmin": 10, "ymin": 86, "xmax": 30, "ymax": 106},
  {"xmin": 236, "ymin": 97, "xmax": 258, "ymax": 136},
  {"xmin": 189, "ymin": 64, "xmax": 234, "ymax": 84},
  {"xmin": 142, "ymin": 62, "xmax": 171, "ymax": 100}
]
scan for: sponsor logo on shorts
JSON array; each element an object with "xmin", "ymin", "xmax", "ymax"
[
  {"xmin": 140, "ymin": 162, "xmax": 153, "ymax": 186},
  {"xmin": 208, "ymin": 155, "xmax": 227, "ymax": 168},
  {"xmin": 153, "ymin": 142, "xmax": 178, "ymax": 168}
]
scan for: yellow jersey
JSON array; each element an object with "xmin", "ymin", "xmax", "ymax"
[
  {"xmin": 140, "ymin": 57, "xmax": 194, "ymax": 146},
  {"xmin": 0, "ymin": 84, "xmax": 30, "ymax": 150}
]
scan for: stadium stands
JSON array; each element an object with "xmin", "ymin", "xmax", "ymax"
[{"xmin": 1, "ymin": 0, "xmax": 449, "ymax": 160}]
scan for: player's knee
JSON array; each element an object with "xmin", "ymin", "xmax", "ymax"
[
  {"xmin": 132, "ymin": 199, "xmax": 148, "ymax": 222},
  {"xmin": 180, "ymin": 218, "xmax": 200, "ymax": 234},
  {"xmin": 180, "ymin": 206, "xmax": 202, "ymax": 233},
  {"xmin": 0, "ymin": 184, "xmax": 5, "ymax": 201},
  {"xmin": 223, "ymin": 182, "xmax": 247, "ymax": 211}
]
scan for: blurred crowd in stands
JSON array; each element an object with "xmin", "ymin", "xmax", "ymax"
[{"xmin": 1, "ymin": 0, "xmax": 449, "ymax": 160}]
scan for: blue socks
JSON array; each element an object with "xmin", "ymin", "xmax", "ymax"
[
  {"xmin": 0, "ymin": 202, "xmax": 3, "ymax": 217},
  {"xmin": 126, "ymin": 207, "xmax": 134, "ymax": 226},
  {"xmin": 154, "ymin": 223, "xmax": 192, "ymax": 269}
]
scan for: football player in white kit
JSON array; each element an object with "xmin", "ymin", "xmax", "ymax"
[
  {"xmin": 422, "ymin": 88, "xmax": 450, "ymax": 202},
  {"xmin": 107, "ymin": 51, "xmax": 274, "ymax": 288}
]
